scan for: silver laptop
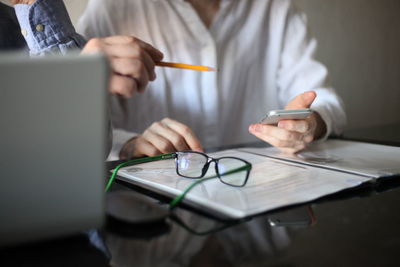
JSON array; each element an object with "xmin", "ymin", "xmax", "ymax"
[{"xmin": 0, "ymin": 53, "xmax": 108, "ymax": 246}]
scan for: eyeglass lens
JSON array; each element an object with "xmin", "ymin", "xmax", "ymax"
[
  {"xmin": 217, "ymin": 158, "xmax": 248, "ymax": 187},
  {"xmin": 176, "ymin": 152, "xmax": 208, "ymax": 178},
  {"xmin": 177, "ymin": 152, "xmax": 248, "ymax": 187}
]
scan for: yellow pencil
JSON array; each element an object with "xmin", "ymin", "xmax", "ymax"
[{"xmin": 156, "ymin": 61, "xmax": 216, "ymax": 72}]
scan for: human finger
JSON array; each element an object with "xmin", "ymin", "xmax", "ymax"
[
  {"xmin": 142, "ymin": 128, "xmax": 176, "ymax": 154},
  {"xmin": 249, "ymin": 124, "xmax": 305, "ymax": 144},
  {"xmin": 134, "ymin": 136, "xmax": 162, "ymax": 157},
  {"xmin": 102, "ymin": 36, "xmax": 164, "ymax": 61},
  {"xmin": 11, "ymin": 0, "xmax": 36, "ymax": 5},
  {"xmin": 138, "ymin": 51, "xmax": 156, "ymax": 81},
  {"xmin": 302, "ymin": 133, "xmax": 314, "ymax": 144},
  {"xmin": 250, "ymin": 128, "xmax": 305, "ymax": 149},
  {"xmin": 161, "ymin": 118, "xmax": 204, "ymax": 152},
  {"xmin": 108, "ymin": 74, "xmax": 137, "ymax": 98},
  {"xmin": 81, "ymin": 38, "xmax": 105, "ymax": 54},
  {"xmin": 277, "ymin": 119, "xmax": 311, "ymax": 134},
  {"xmin": 102, "ymin": 43, "xmax": 157, "ymax": 81},
  {"xmin": 285, "ymin": 91, "xmax": 317, "ymax": 110},
  {"xmin": 135, "ymin": 39, "xmax": 164, "ymax": 62},
  {"xmin": 149, "ymin": 121, "xmax": 190, "ymax": 151},
  {"xmin": 110, "ymin": 57, "xmax": 150, "ymax": 92}
]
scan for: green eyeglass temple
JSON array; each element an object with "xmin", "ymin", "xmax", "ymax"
[
  {"xmin": 105, "ymin": 153, "xmax": 175, "ymax": 192},
  {"xmin": 105, "ymin": 152, "xmax": 252, "ymax": 208}
]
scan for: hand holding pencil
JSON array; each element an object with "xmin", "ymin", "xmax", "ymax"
[
  {"xmin": 82, "ymin": 35, "xmax": 215, "ymax": 99},
  {"xmin": 82, "ymin": 36, "xmax": 165, "ymax": 98}
]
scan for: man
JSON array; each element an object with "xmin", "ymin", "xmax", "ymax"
[
  {"xmin": 14, "ymin": 0, "xmax": 346, "ymax": 159},
  {"xmin": 78, "ymin": 0, "xmax": 346, "ymax": 158},
  {"xmin": 0, "ymin": 2, "xmax": 26, "ymax": 50}
]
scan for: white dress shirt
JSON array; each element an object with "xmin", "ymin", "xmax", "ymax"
[{"xmin": 78, "ymin": 0, "xmax": 346, "ymax": 160}]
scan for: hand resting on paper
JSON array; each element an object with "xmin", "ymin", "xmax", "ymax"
[
  {"xmin": 249, "ymin": 91, "xmax": 327, "ymax": 154},
  {"xmin": 120, "ymin": 118, "xmax": 204, "ymax": 159}
]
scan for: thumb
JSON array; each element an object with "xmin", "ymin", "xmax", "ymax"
[{"xmin": 285, "ymin": 91, "xmax": 317, "ymax": 110}]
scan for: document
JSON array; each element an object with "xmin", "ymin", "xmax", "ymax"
[
  {"xmin": 240, "ymin": 140, "xmax": 400, "ymax": 178},
  {"xmin": 116, "ymin": 145, "xmax": 376, "ymax": 219}
]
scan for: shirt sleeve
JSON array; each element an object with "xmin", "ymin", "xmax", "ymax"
[
  {"xmin": 76, "ymin": 0, "xmax": 115, "ymax": 39},
  {"xmin": 276, "ymin": 2, "xmax": 347, "ymax": 140},
  {"xmin": 107, "ymin": 128, "xmax": 138, "ymax": 161},
  {"xmin": 14, "ymin": 0, "xmax": 87, "ymax": 55}
]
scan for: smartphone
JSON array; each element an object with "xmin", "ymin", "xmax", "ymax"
[{"xmin": 260, "ymin": 108, "xmax": 313, "ymax": 124}]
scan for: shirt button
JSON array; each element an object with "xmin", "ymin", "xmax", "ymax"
[
  {"xmin": 35, "ymin": 24, "xmax": 44, "ymax": 32},
  {"xmin": 21, "ymin": 29, "xmax": 28, "ymax": 36}
]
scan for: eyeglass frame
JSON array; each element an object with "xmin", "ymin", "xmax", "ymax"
[
  {"xmin": 173, "ymin": 151, "xmax": 252, "ymax": 187},
  {"xmin": 106, "ymin": 151, "xmax": 252, "ymax": 208}
]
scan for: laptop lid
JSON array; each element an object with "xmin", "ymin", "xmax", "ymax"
[{"xmin": 0, "ymin": 53, "xmax": 108, "ymax": 246}]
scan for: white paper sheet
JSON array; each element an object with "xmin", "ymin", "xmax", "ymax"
[
  {"xmin": 116, "ymin": 149, "xmax": 369, "ymax": 219},
  {"xmin": 240, "ymin": 140, "xmax": 400, "ymax": 178}
]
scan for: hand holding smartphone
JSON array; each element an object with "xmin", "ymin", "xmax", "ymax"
[{"xmin": 260, "ymin": 108, "xmax": 313, "ymax": 125}]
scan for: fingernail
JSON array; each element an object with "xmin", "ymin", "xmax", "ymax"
[
  {"xmin": 193, "ymin": 147, "xmax": 204, "ymax": 152},
  {"xmin": 252, "ymin": 124, "xmax": 262, "ymax": 133},
  {"xmin": 304, "ymin": 135, "xmax": 314, "ymax": 143},
  {"xmin": 278, "ymin": 121, "xmax": 286, "ymax": 128},
  {"xmin": 305, "ymin": 91, "xmax": 316, "ymax": 101}
]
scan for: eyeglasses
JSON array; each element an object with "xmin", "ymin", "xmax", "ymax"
[{"xmin": 106, "ymin": 151, "xmax": 252, "ymax": 208}]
